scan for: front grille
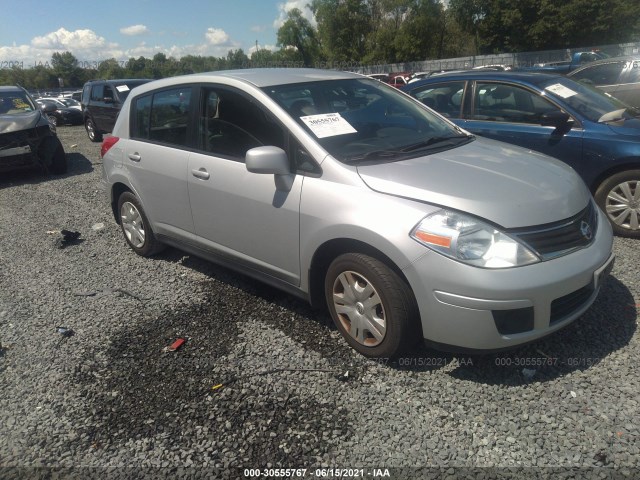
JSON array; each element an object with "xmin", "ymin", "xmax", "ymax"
[
  {"xmin": 0, "ymin": 126, "xmax": 46, "ymax": 149},
  {"xmin": 510, "ymin": 202, "xmax": 597, "ymax": 260},
  {"xmin": 550, "ymin": 283, "xmax": 594, "ymax": 324}
]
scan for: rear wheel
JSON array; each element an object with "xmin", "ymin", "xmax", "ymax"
[
  {"xmin": 595, "ymin": 170, "xmax": 640, "ymax": 238},
  {"xmin": 85, "ymin": 118, "xmax": 102, "ymax": 142},
  {"xmin": 117, "ymin": 192, "xmax": 164, "ymax": 256},
  {"xmin": 325, "ymin": 253, "xmax": 418, "ymax": 358}
]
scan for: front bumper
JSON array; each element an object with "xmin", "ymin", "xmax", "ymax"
[{"xmin": 403, "ymin": 207, "xmax": 614, "ymax": 350}]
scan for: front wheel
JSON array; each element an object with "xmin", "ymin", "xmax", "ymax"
[
  {"xmin": 49, "ymin": 138, "xmax": 67, "ymax": 174},
  {"xmin": 117, "ymin": 192, "xmax": 164, "ymax": 256},
  {"xmin": 595, "ymin": 170, "xmax": 640, "ymax": 238},
  {"xmin": 325, "ymin": 253, "xmax": 419, "ymax": 358}
]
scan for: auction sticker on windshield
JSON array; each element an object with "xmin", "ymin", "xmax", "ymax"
[
  {"xmin": 544, "ymin": 83, "xmax": 577, "ymax": 99},
  {"xmin": 116, "ymin": 85, "xmax": 130, "ymax": 93},
  {"xmin": 300, "ymin": 113, "xmax": 357, "ymax": 138}
]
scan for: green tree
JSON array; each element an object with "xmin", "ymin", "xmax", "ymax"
[
  {"xmin": 51, "ymin": 51, "xmax": 83, "ymax": 87},
  {"xmin": 311, "ymin": 0, "xmax": 371, "ymax": 62},
  {"xmin": 97, "ymin": 58, "xmax": 125, "ymax": 79},
  {"xmin": 277, "ymin": 8, "xmax": 319, "ymax": 66}
]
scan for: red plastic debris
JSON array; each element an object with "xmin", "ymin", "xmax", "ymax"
[{"xmin": 166, "ymin": 338, "xmax": 185, "ymax": 352}]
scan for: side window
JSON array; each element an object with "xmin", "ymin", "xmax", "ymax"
[
  {"xmin": 410, "ymin": 81, "xmax": 465, "ymax": 118},
  {"xmin": 90, "ymin": 85, "xmax": 104, "ymax": 102},
  {"xmin": 470, "ymin": 83, "xmax": 560, "ymax": 124},
  {"xmin": 103, "ymin": 85, "xmax": 115, "ymax": 102},
  {"xmin": 571, "ymin": 62, "xmax": 624, "ymax": 85},
  {"xmin": 148, "ymin": 88, "xmax": 192, "ymax": 147},
  {"xmin": 199, "ymin": 88, "xmax": 285, "ymax": 160},
  {"xmin": 625, "ymin": 61, "xmax": 640, "ymax": 83},
  {"xmin": 132, "ymin": 94, "xmax": 151, "ymax": 139}
]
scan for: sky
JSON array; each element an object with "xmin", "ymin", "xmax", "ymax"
[{"xmin": 0, "ymin": 0, "xmax": 316, "ymax": 67}]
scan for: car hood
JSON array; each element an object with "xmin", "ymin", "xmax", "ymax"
[
  {"xmin": 606, "ymin": 117, "xmax": 640, "ymax": 137},
  {"xmin": 0, "ymin": 111, "xmax": 46, "ymax": 134},
  {"xmin": 357, "ymin": 137, "xmax": 591, "ymax": 229}
]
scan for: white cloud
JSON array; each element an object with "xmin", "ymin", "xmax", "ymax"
[
  {"xmin": 204, "ymin": 28, "xmax": 230, "ymax": 45},
  {"xmin": 0, "ymin": 27, "xmax": 243, "ymax": 67},
  {"xmin": 120, "ymin": 24, "xmax": 149, "ymax": 36},
  {"xmin": 273, "ymin": 0, "xmax": 317, "ymax": 29},
  {"xmin": 31, "ymin": 28, "xmax": 115, "ymax": 51},
  {"xmin": 0, "ymin": 28, "xmax": 125, "ymax": 66}
]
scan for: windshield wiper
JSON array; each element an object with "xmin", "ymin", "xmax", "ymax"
[
  {"xmin": 343, "ymin": 149, "xmax": 405, "ymax": 163},
  {"xmin": 400, "ymin": 134, "xmax": 474, "ymax": 152}
]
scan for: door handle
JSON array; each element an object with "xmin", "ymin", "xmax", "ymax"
[
  {"xmin": 191, "ymin": 168, "xmax": 210, "ymax": 180},
  {"xmin": 128, "ymin": 153, "xmax": 141, "ymax": 162}
]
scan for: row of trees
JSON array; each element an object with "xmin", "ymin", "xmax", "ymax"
[{"xmin": 1, "ymin": 0, "xmax": 639, "ymax": 89}]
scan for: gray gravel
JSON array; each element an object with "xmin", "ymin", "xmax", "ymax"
[{"xmin": 0, "ymin": 126, "xmax": 639, "ymax": 479}]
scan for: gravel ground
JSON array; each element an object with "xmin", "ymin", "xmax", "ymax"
[{"xmin": 0, "ymin": 126, "xmax": 638, "ymax": 479}]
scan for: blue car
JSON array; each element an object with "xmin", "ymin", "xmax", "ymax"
[{"xmin": 402, "ymin": 71, "xmax": 640, "ymax": 238}]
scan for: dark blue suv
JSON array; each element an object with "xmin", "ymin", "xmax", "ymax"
[{"xmin": 402, "ymin": 71, "xmax": 640, "ymax": 238}]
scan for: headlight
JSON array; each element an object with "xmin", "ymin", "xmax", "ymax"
[{"xmin": 410, "ymin": 210, "xmax": 540, "ymax": 268}]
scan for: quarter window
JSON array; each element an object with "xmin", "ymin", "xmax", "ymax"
[{"xmin": 131, "ymin": 87, "xmax": 192, "ymax": 147}]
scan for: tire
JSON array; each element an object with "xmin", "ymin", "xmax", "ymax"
[
  {"xmin": 48, "ymin": 115, "xmax": 58, "ymax": 127},
  {"xmin": 594, "ymin": 170, "xmax": 640, "ymax": 238},
  {"xmin": 49, "ymin": 138, "xmax": 67, "ymax": 175},
  {"xmin": 86, "ymin": 118, "xmax": 102, "ymax": 142},
  {"xmin": 325, "ymin": 253, "xmax": 419, "ymax": 358},
  {"xmin": 117, "ymin": 192, "xmax": 164, "ymax": 256}
]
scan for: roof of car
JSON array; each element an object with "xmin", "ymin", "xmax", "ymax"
[
  {"xmin": 129, "ymin": 68, "xmax": 363, "ymax": 95},
  {"xmin": 568, "ymin": 55, "xmax": 640, "ymax": 74},
  {"xmin": 0, "ymin": 86, "xmax": 25, "ymax": 92},
  {"xmin": 403, "ymin": 70, "xmax": 565, "ymax": 90}
]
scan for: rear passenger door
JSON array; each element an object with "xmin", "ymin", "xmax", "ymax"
[
  {"xmin": 122, "ymin": 86, "xmax": 195, "ymax": 236},
  {"xmin": 91, "ymin": 84, "xmax": 117, "ymax": 132},
  {"xmin": 187, "ymin": 86, "xmax": 302, "ymax": 285}
]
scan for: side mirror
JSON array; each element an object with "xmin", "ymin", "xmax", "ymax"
[
  {"xmin": 540, "ymin": 110, "xmax": 572, "ymax": 128},
  {"xmin": 246, "ymin": 146, "xmax": 293, "ymax": 191},
  {"xmin": 39, "ymin": 102, "xmax": 56, "ymax": 114}
]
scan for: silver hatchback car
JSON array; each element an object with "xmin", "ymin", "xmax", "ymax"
[{"xmin": 101, "ymin": 69, "xmax": 614, "ymax": 358}]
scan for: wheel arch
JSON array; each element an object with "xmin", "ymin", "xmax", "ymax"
[
  {"xmin": 110, "ymin": 182, "xmax": 133, "ymax": 224},
  {"xmin": 307, "ymin": 238, "xmax": 417, "ymax": 313},
  {"xmin": 589, "ymin": 158, "xmax": 640, "ymax": 193}
]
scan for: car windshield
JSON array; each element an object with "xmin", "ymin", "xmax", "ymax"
[
  {"xmin": 0, "ymin": 91, "xmax": 36, "ymax": 115},
  {"xmin": 60, "ymin": 98, "xmax": 80, "ymax": 107},
  {"xmin": 115, "ymin": 81, "xmax": 148, "ymax": 101},
  {"xmin": 263, "ymin": 78, "xmax": 472, "ymax": 163},
  {"xmin": 540, "ymin": 77, "xmax": 638, "ymax": 122}
]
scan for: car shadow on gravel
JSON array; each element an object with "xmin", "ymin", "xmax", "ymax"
[
  {"xmin": 0, "ymin": 152, "xmax": 93, "ymax": 188},
  {"xmin": 394, "ymin": 276, "xmax": 637, "ymax": 386},
  {"xmin": 72, "ymin": 264, "xmax": 353, "ymax": 468},
  {"xmin": 157, "ymin": 249, "xmax": 355, "ymax": 362}
]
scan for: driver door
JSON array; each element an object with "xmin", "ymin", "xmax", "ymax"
[{"xmin": 187, "ymin": 87, "xmax": 302, "ymax": 285}]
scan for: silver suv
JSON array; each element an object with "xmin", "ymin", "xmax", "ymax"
[{"xmin": 101, "ymin": 69, "xmax": 614, "ymax": 358}]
